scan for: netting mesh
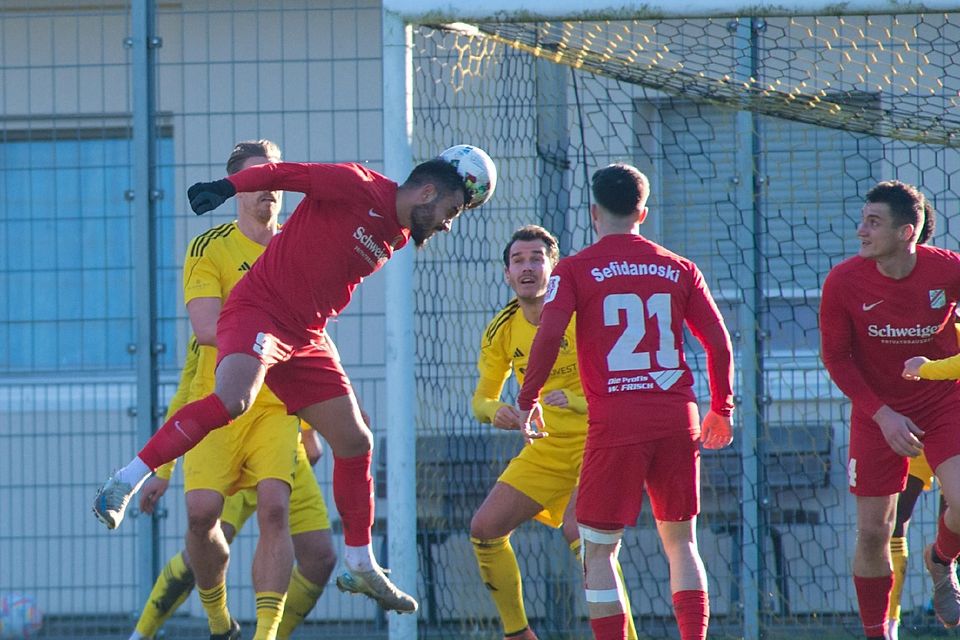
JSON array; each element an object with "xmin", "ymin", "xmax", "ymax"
[
  {"xmin": 464, "ymin": 16, "xmax": 960, "ymax": 146},
  {"xmin": 410, "ymin": 15, "xmax": 960, "ymax": 638}
]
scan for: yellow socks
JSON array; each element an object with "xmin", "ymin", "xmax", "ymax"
[
  {"xmin": 254, "ymin": 591, "xmax": 287, "ymax": 640},
  {"xmin": 277, "ymin": 567, "xmax": 324, "ymax": 639},
  {"xmin": 889, "ymin": 536, "xmax": 908, "ymax": 623},
  {"xmin": 198, "ymin": 582, "xmax": 232, "ymax": 635},
  {"xmin": 134, "ymin": 551, "xmax": 195, "ymax": 638},
  {"xmin": 570, "ymin": 539, "xmax": 638, "ymax": 640},
  {"xmin": 472, "ymin": 535, "xmax": 528, "ymax": 635}
]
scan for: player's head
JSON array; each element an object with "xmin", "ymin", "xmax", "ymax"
[
  {"xmin": 226, "ymin": 139, "xmax": 281, "ymax": 175},
  {"xmin": 227, "ymin": 139, "xmax": 283, "ymax": 223},
  {"xmin": 502, "ymin": 225, "xmax": 560, "ymax": 303},
  {"xmin": 400, "ymin": 159, "xmax": 470, "ymax": 249},
  {"xmin": 860, "ymin": 180, "xmax": 926, "ymax": 258},
  {"xmin": 502, "ymin": 225, "xmax": 560, "ymax": 268},
  {"xmin": 591, "ymin": 163, "xmax": 650, "ymax": 227}
]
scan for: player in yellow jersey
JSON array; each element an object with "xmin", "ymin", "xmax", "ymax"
[
  {"xmin": 129, "ymin": 336, "xmax": 336, "ymax": 640},
  {"xmin": 470, "ymin": 225, "xmax": 637, "ymax": 640},
  {"xmin": 149, "ymin": 139, "xmax": 304, "ymax": 640}
]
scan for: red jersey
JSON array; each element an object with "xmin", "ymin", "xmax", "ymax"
[
  {"xmin": 225, "ymin": 162, "xmax": 409, "ymax": 337},
  {"xmin": 517, "ymin": 233, "xmax": 734, "ymax": 446},
  {"xmin": 820, "ymin": 245, "xmax": 960, "ymax": 419}
]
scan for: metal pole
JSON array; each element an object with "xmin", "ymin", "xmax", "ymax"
[
  {"xmin": 732, "ymin": 17, "xmax": 764, "ymax": 640},
  {"xmin": 130, "ymin": 0, "xmax": 160, "ymax": 609},
  {"xmin": 383, "ymin": 9, "xmax": 418, "ymax": 640}
]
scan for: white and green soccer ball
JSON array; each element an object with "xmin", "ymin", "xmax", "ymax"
[{"xmin": 439, "ymin": 144, "xmax": 497, "ymax": 209}]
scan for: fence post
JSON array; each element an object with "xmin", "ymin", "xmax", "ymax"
[
  {"xmin": 130, "ymin": 0, "xmax": 161, "ymax": 610},
  {"xmin": 383, "ymin": 8, "xmax": 418, "ymax": 640},
  {"xmin": 732, "ymin": 16, "xmax": 764, "ymax": 640}
]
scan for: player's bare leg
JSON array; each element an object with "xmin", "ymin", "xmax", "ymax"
[
  {"xmin": 853, "ymin": 495, "xmax": 897, "ymax": 639},
  {"xmin": 580, "ymin": 525, "xmax": 628, "ymax": 640},
  {"xmin": 213, "ymin": 353, "xmax": 269, "ymax": 417},
  {"xmin": 185, "ymin": 489, "xmax": 237, "ymax": 638},
  {"xmin": 278, "ymin": 528, "xmax": 337, "ymax": 639},
  {"xmin": 299, "ymin": 392, "xmax": 417, "ymax": 613},
  {"xmin": 562, "ymin": 491, "xmax": 638, "ymax": 640},
  {"xmin": 657, "ymin": 518, "xmax": 709, "ymax": 640},
  {"xmin": 251, "ymin": 478, "xmax": 294, "ymax": 639},
  {"xmin": 471, "ymin": 482, "xmax": 545, "ymax": 639}
]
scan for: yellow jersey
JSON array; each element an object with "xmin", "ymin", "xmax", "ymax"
[
  {"xmin": 182, "ymin": 221, "xmax": 283, "ymax": 407},
  {"xmin": 473, "ymin": 299, "xmax": 586, "ymax": 438}
]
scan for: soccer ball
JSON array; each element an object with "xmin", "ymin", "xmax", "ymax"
[
  {"xmin": 438, "ymin": 144, "xmax": 497, "ymax": 209},
  {"xmin": 0, "ymin": 594, "xmax": 42, "ymax": 639}
]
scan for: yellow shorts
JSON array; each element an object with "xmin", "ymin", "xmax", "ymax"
[
  {"xmin": 219, "ymin": 439, "xmax": 331, "ymax": 535},
  {"xmin": 908, "ymin": 451, "xmax": 934, "ymax": 491},
  {"xmin": 184, "ymin": 403, "xmax": 299, "ymax": 495},
  {"xmin": 498, "ymin": 432, "xmax": 586, "ymax": 528}
]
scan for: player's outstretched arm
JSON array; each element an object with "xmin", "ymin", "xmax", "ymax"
[
  {"xmin": 904, "ymin": 353, "xmax": 960, "ymax": 381},
  {"xmin": 187, "ymin": 178, "xmax": 236, "ymax": 215}
]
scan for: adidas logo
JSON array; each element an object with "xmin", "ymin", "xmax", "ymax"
[
  {"xmin": 238, "ymin": 261, "xmax": 252, "ymax": 271},
  {"xmin": 513, "ymin": 348, "xmax": 525, "ymax": 358}
]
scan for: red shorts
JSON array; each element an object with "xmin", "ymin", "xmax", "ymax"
[
  {"xmin": 216, "ymin": 301, "xmax": 350, "ymax": 413},
  {"xmin": 576, "ymin": 432, "xmax": 700, "ymax": 529},
  {"xmin": 848, "ymin": 394, "xmax": 960, "ymax": 497}
]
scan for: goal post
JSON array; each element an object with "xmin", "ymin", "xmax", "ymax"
[{"xmin": 386, "ymin": 2, "xmax": 960, "ymax": 638}]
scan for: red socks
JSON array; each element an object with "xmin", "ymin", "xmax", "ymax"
[
  {"xmin": 589, "ymin": 613, "xmax": 627, "ymax": 640},
  {"xmin": 936, "ymin": 512, "xmax": 960, "ymax": 561},
  {"xmin": 673, "ymin": 590, "xmax": 709, "ymax": 640},
  {"xmin": 853, "ymin": 574, "xmax": 893, "ymax": 638},
  {"xmin": 138, "ymin": 394, "xmax": 232, "ymax": 470},
  {"xmin": 334, "ymin": 452, "xmax": 374, "ymax": 546}
]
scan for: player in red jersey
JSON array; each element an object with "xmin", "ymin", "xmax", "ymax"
[
  {"xmin": 515, "ymin": 163, "xmax": 735, "ymax": 640},
  {"xmin": 820, "ymin": 180, "xmax": 960, "ymax": 637},
  {"xmin": 93, "ymin": 145, "xmax": 497, "ymax": 614}
]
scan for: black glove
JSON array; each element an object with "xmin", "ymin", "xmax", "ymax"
[{"xmin": 188, "ymin": 178, "xmax": 237, "ymax": 215}]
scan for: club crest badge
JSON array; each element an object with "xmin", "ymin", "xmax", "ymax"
[{"xmin": 929, "ymin": 289, "xmax": 946, "ymax": 309}]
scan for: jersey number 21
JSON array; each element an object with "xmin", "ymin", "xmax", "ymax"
[{"xmin": 603, "ymin": 293, "xmax": 679, "ymax": 372}]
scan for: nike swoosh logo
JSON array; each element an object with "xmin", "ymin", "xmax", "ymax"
[
  {"xmin": 368, "ymin": 209, "xmax": 383, "ymax": 218},
  {"xmin": 173, "ymin": 420, "xmax": 193, "ymax": 442},
  {"xmin": 862, "ymin": 300, "xmax": 884, "ymax": 311}
]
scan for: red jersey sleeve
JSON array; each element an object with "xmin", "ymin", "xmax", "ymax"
[
  {"xmin": 819, "ymin": 267, "xmax": 885, "ymax": 417},
  {"xmin": 227, "ymin": 162, "xmax": 313, "ymax": 194},
  {"xmin": 517, "ymin": 265, "xmax": 576, "ymax": 411},
  {"xmin": 684, "ymin": 268, "xmax": 735, "ymax": 417}
]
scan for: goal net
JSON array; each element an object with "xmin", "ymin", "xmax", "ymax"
[{"xmin": 409, "ymin": 10, "xmax": 959, "ymax": 639}]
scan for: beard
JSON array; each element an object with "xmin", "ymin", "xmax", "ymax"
[{"xmin": 410, "ymin": 202, "xmax": 438, "ymax": 248}]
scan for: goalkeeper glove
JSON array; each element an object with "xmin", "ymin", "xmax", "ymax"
[{"xmin": 188, "ymin": 178, "xmax": 236, "ymax": 215}]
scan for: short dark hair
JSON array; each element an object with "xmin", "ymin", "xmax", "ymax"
[
  {"xmin": 591, "ymin": 163, "xmax": 650, "ymax": 217},
  {"xmin": 226, "ymin": 139, "xmax": 282, "ymax": 175},
  {"xmin": 918, "ymin": 198, "xmax": 937, "ymax": 244},
  {"xmin": 502, "ymin": 225, "xmax": 560, "ymax": 268},
  {"xmin": 865, "ymin": 180, "xmax": 927, "ymax": 241},
  {"xmin": 404, "ymin": 158, "xmax": 470, "ymax": 207}
]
